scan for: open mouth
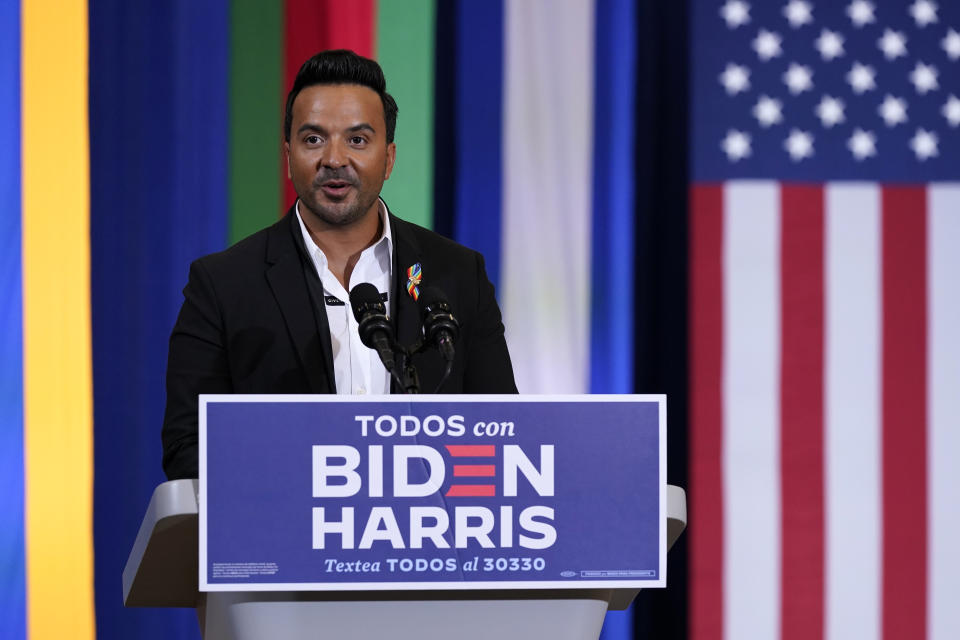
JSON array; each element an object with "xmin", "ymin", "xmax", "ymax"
[{"xmin": 319, "ymin": 180, "xmax": 353, "ymax": 198}]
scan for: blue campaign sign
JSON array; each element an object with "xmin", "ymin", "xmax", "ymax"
[{"xmin": 199, "ymin": 395, "xmax": 665, "ymax": 591}]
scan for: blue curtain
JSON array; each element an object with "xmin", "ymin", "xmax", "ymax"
[{"xmin": 89, "ymin": 1, "xmax": 228, "ymax": 638}]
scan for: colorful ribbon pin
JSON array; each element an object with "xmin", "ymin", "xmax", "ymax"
[{"xmin": 406, "ymin": 263, "xmax": 422, "ymax": 301}]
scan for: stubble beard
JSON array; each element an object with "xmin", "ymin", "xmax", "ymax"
[
  {"xmin": 298, "ymin": 176, "xmax": 382, "ymax": 230},
  {"xmin": 302, "ymin": 192, "xmax": 374, "ymax": 228},
  {"xmin": 297, "ymin": 165, "xmax": 384, "ymax": 229}
]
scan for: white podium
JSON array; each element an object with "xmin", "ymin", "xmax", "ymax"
[{"xmin": 123, "ymin": 479, "xmax": 686, "ymax": 640}]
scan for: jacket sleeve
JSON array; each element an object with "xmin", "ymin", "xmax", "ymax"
[
  {"xmin": 462, "ymin": 252, "xmax": 519, "ymax": 394},
  {"xmin": 161, "ymin": 259, "xmax": 232, "ymax": 480}
]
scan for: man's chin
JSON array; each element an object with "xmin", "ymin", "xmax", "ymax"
[{"xmin": 301, "ymin": 198, "xmax": 366, "ymax": 228}]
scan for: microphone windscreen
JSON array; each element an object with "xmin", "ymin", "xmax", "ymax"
[
  {"xmin": 349, "ymin": 282, "xmax": 384, "ymax": 322},
  {"xmin": 418, "ymin": 286, "xmax": 460, "ymax": 346},
  {"xmin": 417, "ymin": 286, "xmax": 449, "ymax": 313}
]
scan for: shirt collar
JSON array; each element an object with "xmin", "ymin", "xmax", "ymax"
[{"xmin": 294, "ymin": 198, "xmax": 393, "ymax": 271}]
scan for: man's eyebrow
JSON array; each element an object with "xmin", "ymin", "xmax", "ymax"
[
  {"xmin": 346, "ymin": 123, "xmax": 376, "ymax": 134},
  {"xmin": 295, "ymin": 123, "xmax": 376, "ymax": 135},
  {"xmin": 297, "ymin": 123, "xmax": 327, "ymax": 135}
]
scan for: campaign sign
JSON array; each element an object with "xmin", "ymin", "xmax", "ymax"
[{"xmin": 199, "ymin": 395, "xmax": 665, "ymax": 591}]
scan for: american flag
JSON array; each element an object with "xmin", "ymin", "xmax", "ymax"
[{"xmin": 689, "ymin": 2, "xmax": 960, "ymax": 640}]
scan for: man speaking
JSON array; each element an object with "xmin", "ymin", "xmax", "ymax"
[{"xmin": 161, "ymin": 50, "xmax": 517, "ymax": 480}]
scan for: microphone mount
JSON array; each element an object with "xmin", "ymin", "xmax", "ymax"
[{"xmin": 349, "ymin": 283, "xmax": 462, "ymax": 395}]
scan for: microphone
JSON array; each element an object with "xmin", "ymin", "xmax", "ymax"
[
  {"xmin": 419, "ymin": 287, "xmax": 460, "ymax": 364},
  {"xmin": 349, "ymin": 283, "xmax": 397, "ymax": 373}
]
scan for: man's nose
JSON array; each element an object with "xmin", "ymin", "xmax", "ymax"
[{"xmin": 320, "ymin": 139, "xmax": 348, "ymax": 168}]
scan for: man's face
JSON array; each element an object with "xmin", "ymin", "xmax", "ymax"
[{"xmin": 285, "ymin": 83, "xmax": 395, "ymax": 228}]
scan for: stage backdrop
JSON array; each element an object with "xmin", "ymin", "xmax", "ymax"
[
  {"xmin": 3, "ymin": 1, "xmax": 955, "ymax": 640},
  {"xmin": 4, "ymin": 1, "xmax": 672, "ymax": 639}
]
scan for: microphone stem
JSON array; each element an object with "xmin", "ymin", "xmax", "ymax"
[
  {"xmin": 392, "ymin": 349, "xmax": 420, "ymax": 394},
  {"xmin": 432, "ymin": 360, "xmax": 454, "ymax": 394}
]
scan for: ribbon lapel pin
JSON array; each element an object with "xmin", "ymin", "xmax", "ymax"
[{"xmin": 406, "ymin": 263, "xmax": 422, "ymax": 301}]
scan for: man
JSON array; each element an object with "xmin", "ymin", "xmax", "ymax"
[{"xmin": 161, "ymin": 50, "xmax": 517, "ymax": 480}]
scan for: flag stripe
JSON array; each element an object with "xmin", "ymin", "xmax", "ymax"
[
  {"xmin": 824, "ymin": 184, "xmax": 882, "ymax": 640},
  {"xmin": 928, "ymin": 185, "xmax": 960, "ymax": 640},
  {"xmin": 501, "ymin": 0, "xmax": 594, "ymax": 393},
  {"xmin": 321, "ymin": 0, "xmax": 375, "ymax": 57},
  {"xmin": 22, "ymin": 0, "xmax": 95, "ymax": 636},
  {"xmin": 283, "ymin": 0, "xmax": 322, "ymax": 212},
  {"xmin": 589, "ymin": 0, "xmax": 635, "ymax": 395},
  {"xmin": 723, "ymin": 182, "xmax": 781, "ymax": 640},
  {"xmin": 229, "ymin": 0, "xmax": 283, "ymax": 242},
  {"xmin": 88, "ymin": 1, "xmax": 230, "ymax": 636},
  {"xmin": 592, "ymin": 0, "xmax": 639, "ymax": 600},
  {"xmin": 282, "ymin": 0, "xmax": 376, "ymax": 211},
  {"xmin": 689, "ymin": 183, "xmax": 724, "ymax": 640},
  {"xmin": 376, "ymin": 0, "xmax": 435, "ymax": 230},
  {"xmin": 453, "ymin": 0, "xmax": 504, "ymax": 289},
  {"xmin": 780, "ymin": 185, "xmax": 825, "ymax": 640},
  {"xmin": 0, "ymin": 1, "xmax": 24, "ymax": 636},
  {"xmin": 881, "ymin": 187, "xmax": 928, "ymax": 640}
]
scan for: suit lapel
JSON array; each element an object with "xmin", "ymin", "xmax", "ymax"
[
  {"xmin": 264, "ymin": 213, "xmax": 336, "ymax": 393},
  {"xmin": 390, "ymin": 214, "xmax": 423, "ymax": 355},
  {"xmin": 389, "ymin": 211, "xmax": 462, "ymax": 394}
]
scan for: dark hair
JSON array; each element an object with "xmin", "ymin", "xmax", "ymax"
[{"xmin": 283, "ymin": 49, "xmax": 398, "ymax": 144}]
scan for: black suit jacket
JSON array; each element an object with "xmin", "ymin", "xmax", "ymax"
[{"xmin": 161, "ymin": 207, "xmax": 517, "ymax": 480}]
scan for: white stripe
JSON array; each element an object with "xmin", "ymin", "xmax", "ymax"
[
  {"xmin": 722, "ymin": 181, "xmax": 781, "ymax": 640},
  {"xmin": 824, "ymin": 184, "xmax": 882, "ymax": 640},
  {"xmin": 501, "ymin": 0, "xmax": 595, "ymax": 393},
  {"xmin": 928, "ymin": 184, "xmax": 960, "ymax": 640}
]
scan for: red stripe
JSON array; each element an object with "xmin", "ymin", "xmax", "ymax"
[
  {"xmin": 689, "ymin": 184, "xmax": 724, "ymax": 640},
  {"xmin": 779, "ymin": 185, "xmax": 825, "ymax": 640},
  {"xmin": 881, "ymin": 187, "xmax": 928, "ymax": 640},
  {"xmin": 445, "ymin": 485, "xmax": 496, "ymax": 497},
  {"xmin": 282, "ymin": 0, "xmax": 376, "ymax": 213},
  {"xmin": 454, "ymin": 465, "xmax": 496, "ymax": 477},
  {"xmin": 325, "ymin": 1, "xmax": 375, "ymax": 57},
  {"xmin": 445, "ymin": 445, "xmax": 495, "ymax": 457}
]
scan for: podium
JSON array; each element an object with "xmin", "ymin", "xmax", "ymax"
[
  {"xmin": 123, "ymin": 479, "xmax": 686, "ymax": 639},
  {"xmin": 126, "ymin": 396, "xmax": 685, "ymax": 639}
]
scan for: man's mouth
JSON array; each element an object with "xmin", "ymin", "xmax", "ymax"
[{"xmin": 318, "ymin": 180, "xmax": 354, "ymax": 198}]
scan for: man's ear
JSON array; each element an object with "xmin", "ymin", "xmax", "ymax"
[
  {"xmin": 384, "ymin": 142, "xmax": 396, "ymax": 180},
  {"xmin": 284, "ymin": 141, "xmax": 291, "ymax": 179}
]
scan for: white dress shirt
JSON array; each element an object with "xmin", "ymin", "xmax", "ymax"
[{"xmin": 295, "ymin": 200, "xmax": 393, "ymax": 395}]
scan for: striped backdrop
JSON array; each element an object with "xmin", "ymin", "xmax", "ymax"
[
  {"xmin": 2, "ymin": 1, "xmax": 646, "ymax": 639},
  {"xmin": 690, "ymin": 184, "xmax": 960, "ymax": 640},
  {"xmin": 688, "ymin": 0, "xmax": 960, "ymax": 638}
]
